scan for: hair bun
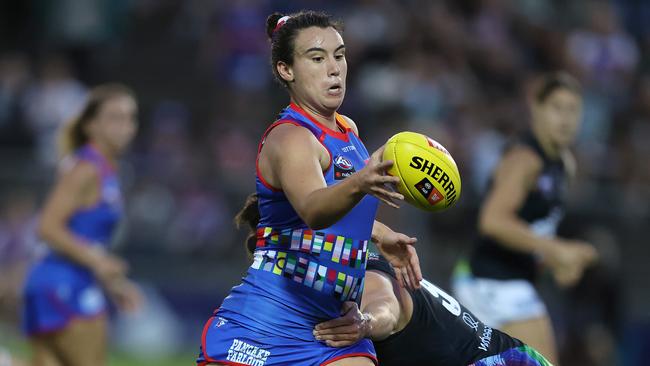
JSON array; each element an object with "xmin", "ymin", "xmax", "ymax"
[{"xmin": 266, "ymin": 12, "xmax": 285, "ymax": 40}]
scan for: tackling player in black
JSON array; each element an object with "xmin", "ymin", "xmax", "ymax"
[{"xmin": 313, "ymin": 253, "xmax": 553, "ymax": 366}]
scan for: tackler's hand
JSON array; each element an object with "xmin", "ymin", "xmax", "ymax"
[
  {"xmin": 313, "ymin": 301, "xmax": 370, "ymax": 347},
  {"xmin": 375, "ymin": 230, "xmax": 422, "ymax": 289}
]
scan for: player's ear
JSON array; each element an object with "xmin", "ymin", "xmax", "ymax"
[{"xmin": 277, "ymin": 61, "xmax": 294, "ymax": 83}]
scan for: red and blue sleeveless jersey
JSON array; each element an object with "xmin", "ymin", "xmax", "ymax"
[
  {"xmin": 218, "ymin": 103, "xmax": 379, "ymax": 341},
  {"xmin": 43, "ymin": 144, "xmax": 123, "ymax": 264}
]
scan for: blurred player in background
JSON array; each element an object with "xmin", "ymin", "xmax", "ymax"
[
  {"xmin": 22, "ymin": 83, "xmax": 141, "ymax": 366},
  {"xmin": 237, "ymin": 194, "xmax": 554, "ymax": 366},
  {"xmin": 196, "ymin": 10, "xmax": 421, "ymax": 366},
  {"xmin": 452, "ymin": 72, "xmax": 598, "ymax": 364}
]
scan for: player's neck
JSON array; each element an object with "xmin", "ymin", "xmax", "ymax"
[
  {"xmin": 89, "ymin": 140, "xmax": 118, "ymax": 167},
  {"xmin": 291, "ymin": 100, "xmax": 337, "ymax": 129},
  {"xmin": 532, "ymin": 128, "xmax": 561, "ymax": 160}
]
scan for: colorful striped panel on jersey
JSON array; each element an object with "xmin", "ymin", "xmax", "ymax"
[
  {"xmin": 251, "ymin": 248, "xmax": 366, "ymax": 302},
  {"xmin": 256, "ymin": 227, "xmax": 370, "ymax": 268}
]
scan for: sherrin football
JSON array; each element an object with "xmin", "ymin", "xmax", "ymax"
[{"xmin": 383, "ymin": 132, "xmax": 461, "ymax": 212}]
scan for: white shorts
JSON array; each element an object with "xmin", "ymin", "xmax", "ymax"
[{"xmin": 451, "ymin": 273, "xmax": 547, "ymax": 328}]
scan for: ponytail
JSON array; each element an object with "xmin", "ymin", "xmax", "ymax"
[
  {"xmin": 58, "ymin": 114, "xmax": 89, "ymax": 158},
  {"xmin": 234, "ymin": 193, "xmax": 260, "ymax": 259}
]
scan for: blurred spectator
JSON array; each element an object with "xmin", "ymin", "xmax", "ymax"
[
  {"xmin": 126, "ymin": 178, "xmax": 176, "ymax": 249},
  {"xmin": 342, "ymin": 0, "xmax": 406, "ymax": 62},
  {"xmin": 468, "ymin": 0, "xmax": 524, "ymax": 91},
  {"xmin": 21, "ymin": 54, "xmax": 86, "ymax": 164},
  {"xmin": 565, "ymin": 1, "xmax": 639, "ymax": 177},
  {"xmin": 167, "ymin": 185, "xmax": 231, "ymax": 254},
  {"xmin": 210, "ymin": 126, "xmax": 257, "ymax": 194},
  {"xmin": 0, "ymin": 53, "xmax": 32, "ymax": 148},
  {"xmin": 566, "ymin": 0, "xmax": 639, "ymax": 95},
  {"xmin": 612, "ymin": 74, "xmax": 650, "ymax": 218},
  {"xmin": 39, "ymin": 0, "xmax": 132, "ymax": 46},
  {"xmin": 206, "ymin": 0, "xmax": 271, "ymax": 91},
  {"xmin": 140, "ymin": 100, "xmax": 196, "ymax": 188}
]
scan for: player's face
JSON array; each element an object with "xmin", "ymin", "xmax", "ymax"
[
  {"xmin": 283, "ymin": 26, "xmax": 347, "ymax": 114},
  {"xmin": 534, "ymin": 88, "xmax": 582, "ymax": 148},
  {"xmin": 91, "ymin": 95, "xmax": 138, "ymax": 155}
]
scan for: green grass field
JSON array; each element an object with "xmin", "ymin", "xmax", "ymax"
[
  {"xmin": 109, "ymin": 352, "xmax": 195, "ymax": 366},
  {"xmin": 2, "ymin": 330, "xmax": 195, "ymax": 366}
]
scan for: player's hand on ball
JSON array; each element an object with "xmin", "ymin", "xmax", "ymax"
[{"xmin": 354, "ymin": 145, "xmax": 404, "ymax": 208}]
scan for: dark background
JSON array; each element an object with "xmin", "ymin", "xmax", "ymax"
[{"xmin": 1, "ymin": 1, "xmax": 649, "ymax": 365}]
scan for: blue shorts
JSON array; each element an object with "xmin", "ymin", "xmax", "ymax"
[
  {"xmin": 470, "ymin": 345, "xmax": 553, "ymax": 366},
  {"xmin": 197, "ymin": 314, "xmax": 377, "ymax": 366},
  {"xmin": 22, "ymin": 260, "xmax": 107, "ymax": 336}
]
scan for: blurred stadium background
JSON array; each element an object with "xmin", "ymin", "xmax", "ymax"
[{"xmin": 0, "ymin": 0, "xmax": 649, "ymax": 365}]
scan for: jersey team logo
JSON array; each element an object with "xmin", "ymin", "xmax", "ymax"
[
  {"xmin": 334, "ymin": 155, "xmax": 356, "ymax": 180},
  {"xmin": 334, "ymin": 155, "xmax": 353, "ymax": 170},
  {"xmin": 462, "ymin": 312, "xmax": 480, "ymax": 331}
]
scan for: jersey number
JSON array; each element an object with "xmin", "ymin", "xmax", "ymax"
[{"xmin": 420, "ymin": 279, "xmax": 461, "ymax": 316}]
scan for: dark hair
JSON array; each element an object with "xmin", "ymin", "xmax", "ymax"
[
  {"xmin": 234, "ymin": 193, "xmax": 260, "ymax": 259},
  {"xmin": 533, "ymin": 72, "xmax": 582, "ymax": 103},
  {"xmin": 58, "ymin": 83, "xmax": 135, "ymax": 157},
  {"xmin": 266, "ymin": 11, "xmax": 342, "ymax": 87}
]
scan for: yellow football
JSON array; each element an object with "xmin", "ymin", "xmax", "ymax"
[{"xmin": 383, "ymin": 131, "xmax": 461, "ymax": 212}]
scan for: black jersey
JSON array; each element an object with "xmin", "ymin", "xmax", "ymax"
[
  {"xmin": 367, "ymin": 253, "xmax": 522, "ymax": 366},
  {"xmin": 470, "ymin": 133, "xmax": 568, "ymax": 282}
]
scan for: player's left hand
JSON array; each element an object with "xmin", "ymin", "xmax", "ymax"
[
  {"xmin": 375, "ymin": 230, "xmax": 422, "ymax": 289},
  {"xmin": 313, "ymin": 301, "xmax": 369, "ymax": 347},
  {"xmin": 104, "ymin": 277, "xmax": 144, "ymax": 313}
]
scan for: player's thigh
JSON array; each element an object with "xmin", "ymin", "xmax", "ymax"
[
  {"xmin": 52, "ymin": 315, "xmax": 108, "ymax": 366},
  {"xmin": 200, "ymin": 356, "xmax": 374, "ymax": 365},
  {"xmin": 327, "ymin": 356, "xmax": 375, "ymax": 366},
  {"xmin": 201, "ymin": 355, "xmax": 376, "ymax": 365},
  {"xmin": 500, "ymin": 316, "xmax": 557, "ymax": 365},
  {"xmin": 30, "ymin": 336, "xmax": 64, "ymax": 366}
]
